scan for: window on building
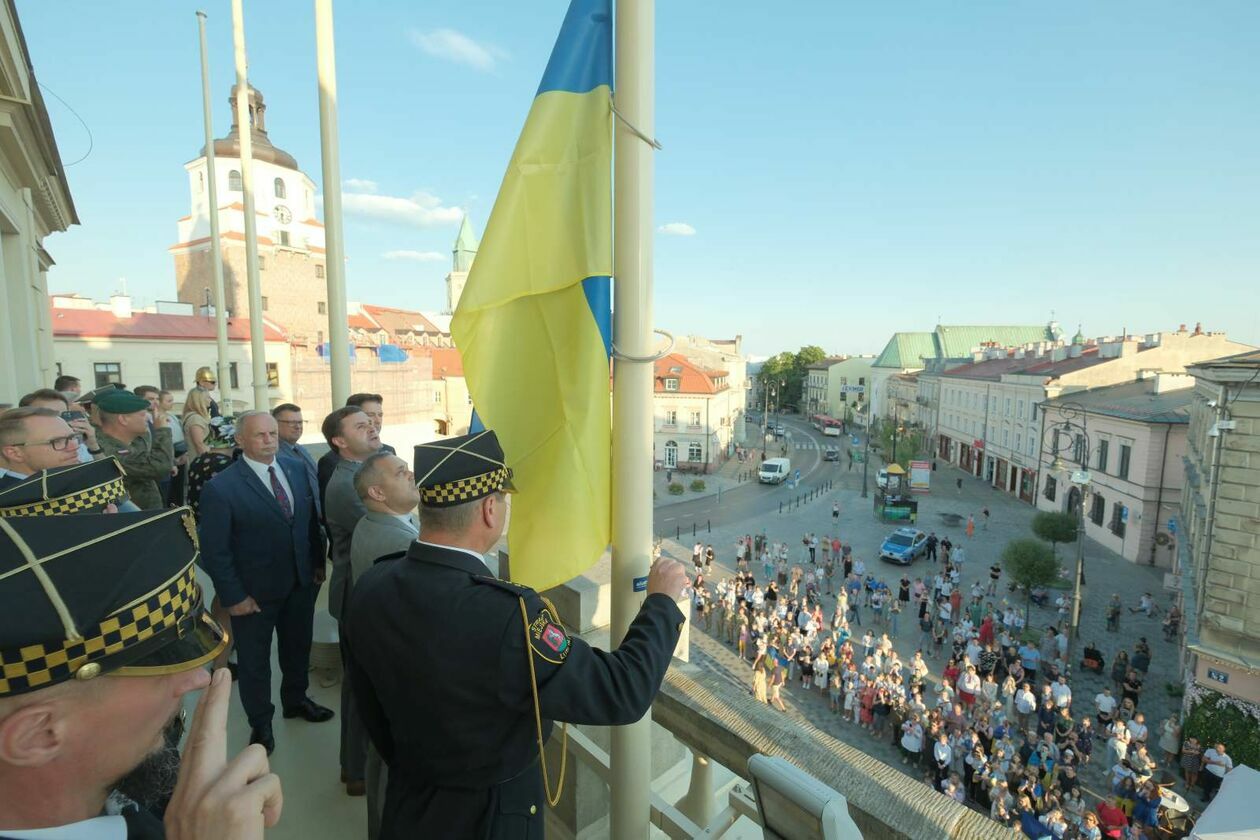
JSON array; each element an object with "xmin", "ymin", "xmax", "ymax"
[
  {"xmin": 1074, "ymin": 434, "xmax": 1086, "ymax": 464},
  {"xmin": 1118, "ymin": 444, "xmax": 1132, "ymax": 479},
  {"xmin": 317, "ymin": 301, "xmax": 327, "ymax": 315},
  {"xmin": 1015, "ymin": 432, "xmax": 1022, "ymax": 453},
  {"xmin": 665, "ymin": 409, "xmax": 677, "ymax": 426},
  {"xmin": 664, "ymin": 378, "xmax": 679, "ymax": 392},
  {"xmin": 1096, "ymin": 439, "xmax": 1109, "ymax": 473},
  {"xmin": 1090, "ymin": 494, "xmax": 1105, "ymax": 526},
  {"xmin": 158, "ymin": 362, "xmax": 184, "ymax": 392},
  {"xmin": 229, "ymin": 362, "xmax": 239, "ymax": 390},
  {"xmin": 260, "ymin": 296, "xmax": 269, "ymax": 312},
  {"xmin": 1044, "ymin": 475, "xmax": 1057, "ymax": 502},
  {"xmin": 1031, "ymin": 402, "xmax": 1038, "ymax": 421},
  {"xmin": 1028, "ymin": 435, "xmax": 1036, "ymax": 457},
  {"xmin": 228, "ymin": 169, "xmax": 242, "ymax": 191},
  {"xmin": 315, "ymin": 264, "xmax": 325, "ymax": 279},
  {"xmin": 273, "ymin": 177, "xmax": 286, "ymax": 199},
  {"xmin": 1002, "ymin": 428, "xmax": 1009, "ymax": 446},
  {"xmin": 1110, "ymin": 503, "xmax": 1126, "ymax": 537},
  {"xmin": 1004, "ymin": 398, "xmax": 1011, "ymax": 417},
  {"xmin": 278, "ymin": 230, "xmax": 291, "ymax": 247},
  {"xmin": 1017, "ymin": 399, "xmax": 1024, "ymax": 419},
  {"xmin": 688, "ymin": 442, "xmax": 703, "ymax": 461},
  {"xmin": 434, "ymin": 389, "xmax": 442, "ymax": 404},
  {"xmin": 689, "ymin": 410, "xmax": 701, "ymax": 426},
  {"xmin": 316, "ymin": 330, "xmax": 324, "ymax": 346},
  {"xmin": 266, "ymin": 363, "xmax": 279, "ymax": 388},
  {"xmin": 93, "ymin": 362, "xmax": 122, "ymax": 388},
  {"xmin": 258, "ymin": 255, "xmax": 266, "ymax": 270}
]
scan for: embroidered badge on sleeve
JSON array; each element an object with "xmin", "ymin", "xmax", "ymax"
[{"xmin": 529, "ymin": 607, "xmax": 570, "ymax": 663}]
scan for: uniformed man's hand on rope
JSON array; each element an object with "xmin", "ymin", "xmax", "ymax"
[
  {"xmin": 646, "ymin": 556, "xmax": 688, "ymax": 601},
  {"xmin": 166, "ymin": 668, "xmax": 283, "ymax": 840}
]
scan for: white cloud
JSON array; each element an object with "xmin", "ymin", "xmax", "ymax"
[
  {"xmin": 409, "ymin": 28, "xmax": 506, "ymax": 72},
  {"xmin": 382, "ymin": 250, "xmax": 446, "ymax": 263},
  {"xmin": 344, "ymin": 178, "xmax": 378, "ymax": 194},
  {"xmin": 341, "ymin": 189, "xmax": 464, "ymax": 228},
  {"xmin": 658, "ymin": 222, "xmax": 697, "ymax": 236}
]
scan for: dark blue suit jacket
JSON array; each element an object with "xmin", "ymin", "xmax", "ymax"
[{"xmin": 198, "ymin": 455, "xmax": 326, "ymax": 607}]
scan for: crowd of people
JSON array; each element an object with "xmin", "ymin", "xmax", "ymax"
[{"xmin": 689, "ymin": 522, "xmax": 1223, "ymax": 839}]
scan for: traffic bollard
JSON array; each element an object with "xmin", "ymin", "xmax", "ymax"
[
  {"xmin": 693, "ymin": 523, "xmax": 697, "ymax": 538},
  {"xmin": 707, "ymin": 519, "xmax": 711, "ymax": 533},
  {"xmin": 779, "ymin": 501, "xmax": 783, "ymax": 514},
  {"xmin": 676, "ymin": 525, "xmax": 680, "ymax": 540}
]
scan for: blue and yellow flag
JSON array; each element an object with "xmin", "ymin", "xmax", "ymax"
[{"xmin": 451, "ymin": 0, "xmax": 612, "ymax": 592}]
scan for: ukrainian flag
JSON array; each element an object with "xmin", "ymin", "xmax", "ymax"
[{"xmin": 451, "ymin": 0, "xmax": 612, "ymax": 592}]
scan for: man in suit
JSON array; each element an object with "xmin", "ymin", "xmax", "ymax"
[
  {"xmin": 273, "ymin": 403, "xmax": 319, "ymax": 516},
  {"xmin": 199, "ymin": 410, "xmax": 333, "ymax": 755},
  {"xmin": 322, "ymin": 405, "xmax": 382, "ymax": 795},
  {"xmin": 345, "ymin": 431, "xmax": 689, "ymax": 839},
  {"xmin": 317, "ymin": 393, "xmax": 395, "ymax": 508},
  {"xmin": 350, "ymin": 451, "xmax": 421, "ymax": 839},
  {"xmin": 0, "ymin": 407, "xmax": 83, "ymax": 487}
]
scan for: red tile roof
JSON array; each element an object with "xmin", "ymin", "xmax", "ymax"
[
  {"xmin": 361, "ymin": 304, "xmax": 443, "ymax": 335},
  {"xmin": 415, "ymin": 347, "xmax": 464, "ymax": 378},
  {"xmin": 51, "ymin": 308, "xmax": 287, "ymax": 342},
  {"xmin": 654, "ymin": 353, "xmax": 728, "ymax": 394}
]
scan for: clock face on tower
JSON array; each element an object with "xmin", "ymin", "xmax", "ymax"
[{"xmin": 273, "ymin": 205, "xmax": 292, "ymax": 224}]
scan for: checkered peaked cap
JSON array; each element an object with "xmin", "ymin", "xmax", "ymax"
[
  {"xmin": 0, "ymin": 458, "xmax": 128, "ymax": 518},
  {"xmin": 0, "ymin": 507, "xmax": 227, "ymax": 696},
  {"xmin": 414, "ymin": 430, "xmax": 516, "ymax": 508}
]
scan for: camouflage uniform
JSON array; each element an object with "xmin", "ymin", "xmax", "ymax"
[{"xmin": 96, "ymin": 427, "xmax": 174, "ymax": 510}]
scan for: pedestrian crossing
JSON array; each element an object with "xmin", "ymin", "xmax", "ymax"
[{"xmin": 793, "ymin": 440, "xmax": 819, "ymax": 451}]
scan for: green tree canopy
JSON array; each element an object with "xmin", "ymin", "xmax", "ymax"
[
  {"xmin": 1031, "ymin": 511, "xmax": 1078, "ymax": 558},
  {"xmin": 758, "ymin": 346, "xmax": 828, "ymax": 410},
  {"xmin": 1002, "ymin": 538, "xmax": 1062, "ymax": 624}
]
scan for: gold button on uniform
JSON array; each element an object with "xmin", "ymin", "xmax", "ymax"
[
  {"xmin": 75, "ymin": 662, "xmax": 102, "ymax": 681},
  {"xmin": 529, "ymin": 806, "xmax": 537, "ymax": 815}
]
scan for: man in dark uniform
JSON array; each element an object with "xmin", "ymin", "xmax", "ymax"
[
  {"xmin": 345, "ymin": 430, "xmax": 688, "ymax": 839},
  {"xmin": 0, "ymin": 506, "xmax": 281, "ymax": 838},
  {"xmin": 94, "ymin": 389, "xmax": 175, "ymax": 511},
  {"xmin": 0, "ymin": 457, "xmax": 128, "ymax": 516}
]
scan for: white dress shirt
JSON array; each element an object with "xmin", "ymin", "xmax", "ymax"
[
  {"xmin": 416, "ymin": 538, "xmax": 489, "ymax": 572},
  {"xmin": 241, "ymin": 454, "xmax": 294, "ymax": 506},
  {"xmin": 1, "ymin": 815, "xmax": 126, "ymax": 839},
  {"xmin": 392, "ymin": 512, "xmax": 420, "ymax": 534}
]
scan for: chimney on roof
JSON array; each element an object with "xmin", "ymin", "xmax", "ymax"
[
  {"xmin": 1051, "ymin": 346, "xmax": 1068, "ymax": 362},
  {"xmin": 110, "ymin": 294, "xmax": 133, "ymax": 319},
  {"xmin": 1178, "ymin": 323, "xmax": 1187, "ymax": 333},
  {"xmin": 1068, "ymin": 344, "xmax": 1082, "ymax": 358},
  {"xmin": 1193, "ymin": 322, "xmax": 1203, "ymax": 336},
  {"xmin": 1014, "ymin": 348, "xmax": 1025, "ymax": 359},
  {"xmin": 1153, "ymin": 372, "xmax": 1194, "ymax": 394}
]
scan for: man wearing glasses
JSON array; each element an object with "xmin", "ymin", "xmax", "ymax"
[
  {"xmin": 94, "ymin": 389, "xmax": 175, "ymax": 510},
  {"xmin": 273, "ymin": 403, "xmax": 319, "ymax": 516},
  {"xmin": 0, "ymin": 407, "xmax": 83, "ymax": 487}
]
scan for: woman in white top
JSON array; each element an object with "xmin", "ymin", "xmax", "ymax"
[
  {"xmin": 900, "ymin": 717, "xmax": 924, "ymax": 764},
  {"xmin": 814, "ymin": 654, "xmax": 829, "ymax": 691}
]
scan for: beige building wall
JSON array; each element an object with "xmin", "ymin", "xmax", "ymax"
[
  {"xmin": 1179, "ymin": 354, "xmax": 1260, "ymax": 704},
  {"xmin": 653, "ymin": 388, "xmax": 739, "ymax": 471},
  {"xmin": 824, "ymin": 357, "xmax": 874, "ymax": 422},
  {"xmin": 53, "ymin": 335, "xmax": 293, "ymax": 412}
]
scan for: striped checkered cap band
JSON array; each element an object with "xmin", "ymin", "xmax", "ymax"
[
  {"xmin": 0, "ymin": 563, "xmax": 225, "ymax": 696},
  {"xmin": 0, "ymin": 458, "xmax": 128, "ymax": 518},
  {"xmin": 419, "ymin": 466, "xmax": 513, "ymax": 508}
]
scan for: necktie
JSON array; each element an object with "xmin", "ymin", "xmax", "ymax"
[{"xmin": 268, "ymin": 465, "xmax": 293, "ymax": 521}]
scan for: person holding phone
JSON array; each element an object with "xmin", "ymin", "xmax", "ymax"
[{"xmin": 95, "ymin": 389, "xmax": 174, "ymax": 510}]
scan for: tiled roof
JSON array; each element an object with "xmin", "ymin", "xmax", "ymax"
[
  {"xmin": 415, "ymin": 347, "xmax": 464, "ymax": 379},
  {"xmin": 51, "ymin": 308, "xmax": 287, "ymax": 342},
  {"xmin": 941, "ymin": 347, "xmax": 1107, "ymax": 380},
  {"xmin": 1043, "ymin": 380, "xmax": 1192, "ymax": 424},
  {"xmin": 1020, "ymin": 348, "xmax": 1107, "ymax": 376},
  {"xmin": 361, "ymin": 304, "xmax": 443, "ymax": 335},
  {"xmin": 654, "ymin": 353, "xmax": 728, "ymax": 394},
  {"xmin": 873, "ymin": 332, "xmax": 938, "ymax": 369}
]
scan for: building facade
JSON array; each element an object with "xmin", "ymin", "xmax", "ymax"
[
  {"xmin": 1038, "ymin": 376, "xmax": 1192, "ymax": 567},
  {"xmin": 0, "ymin": 0, "xmax": 77, "ymax": 404},
  {"xmin": 171, "ymin": 86, "xmax": 329, "ymax": 347},
  {"xmin": 1178, "ymin": 350, "xmax": 1260, "ymax": 706},
  {"xmin": 50, "ymin": 296, "xmax": 292, "ymax": 410},
  {"xmin": 824, "ymin": 356, "xmax": 875, "ymax": 425},
  {"xmin": 805, "ymin": 356, "xmax": 846, "ymax": 418},
  {"xmin": 653, "ymin": 353, "xmax": 739, "ymax": 472},
  {"xmin": 671, "ymin": 335, "xmax": 750, "ymax": 445}
]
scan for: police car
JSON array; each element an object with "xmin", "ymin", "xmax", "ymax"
[{"xmin": 878, "ymin": 527, "xmax": 928, "ymax": 565}]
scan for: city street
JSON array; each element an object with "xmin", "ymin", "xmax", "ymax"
[{"xmin": 657, "ymin": 431, "xmax": 1189, "ymax": 814}]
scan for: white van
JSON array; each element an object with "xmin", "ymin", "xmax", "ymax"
[
  {"xmin": 823, "ymin": 425, "xmax": 841, "ymax": 437},
  {"xmin": 759, "ymin": 457, "xmax": 791, "ymax": 484}
]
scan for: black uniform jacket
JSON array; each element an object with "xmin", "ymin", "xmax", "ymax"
[{"xmin": 344, "ymin": 540, "xmax": 685, "ymax": 840}]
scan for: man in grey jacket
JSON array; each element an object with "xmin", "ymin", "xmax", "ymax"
[
  {"xmin": 349, "ymin": 451, "xmax": 421, "ymax": 839},
  {"xmin": 321, "ymin": 405, "xmax": 381, "ymax": 796}
]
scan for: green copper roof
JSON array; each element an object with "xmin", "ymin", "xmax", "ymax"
[
  {"xmin": 453, "ymin": 214, "xmax": 478, "ymax": 272},
  {"xmin": 874, "ymin": 332, "xmax": 937, "ymax": 369},
  {"xmin": 934, "ymin": 325, "xmax": 1055, "ymax": 358},
  {"xmin": 875, "ymin": 324, "xmax": 1057, "ymax": 370}
]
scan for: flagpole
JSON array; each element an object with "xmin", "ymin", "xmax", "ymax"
[
  {"xmin": 610, "ymin": 0, "xmax": 655, "ymax": 836},
  {"xmin": 195, "ymin": 11, "xmax": 232, "ymax": 412},
  {"xmin": 314, "ymin": 0, "xmax": 351, "ymax": 407},
  {"xmin": 230, "ymin": 0, "xmax": 269, "ymax": 410}
]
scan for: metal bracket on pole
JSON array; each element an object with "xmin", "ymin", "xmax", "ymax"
[
  {"xmin": 611, "ymin": 95, "xmax": 662, "ymax": 150},
  {"xmin": 611, "ymin": 328, "xmax": 675, "ymax": 364}
]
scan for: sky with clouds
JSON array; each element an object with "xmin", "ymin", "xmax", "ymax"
[{"xmin": 18, "ymin": 0, "xmax": 1260, "ymax": 357}]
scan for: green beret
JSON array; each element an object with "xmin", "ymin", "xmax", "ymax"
[{"xmin": 94, "ymin": 389, "xmax": 149, "ymax": 414}]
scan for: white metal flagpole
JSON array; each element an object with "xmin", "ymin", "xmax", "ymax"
[
  {"xmin": 195, "ymin": 11, "xmax": 232, "ymax": 412},
  {"xmin": 230, "ymin": 0, "xmax": 270, "ymax": 410},
  {"xmin": 610, "ymin": 0, "xmax": 655, "ymax": 836},
  {"xmin": 314, "ymin": 0, "xmax": 351, "ymax": 407}
]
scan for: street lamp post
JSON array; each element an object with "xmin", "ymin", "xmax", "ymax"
[
  {"xmin": 1044, "ymin": 402, "xmax": 1093, "ymax": 668},
  {"xmin": 861, "ymin": 411, "xmax": 872, "ymax": 499}
]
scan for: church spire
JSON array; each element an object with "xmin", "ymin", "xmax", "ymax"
[{"xmin": 453, "ymin": 214, "xmax": 478, "ymax": 273}]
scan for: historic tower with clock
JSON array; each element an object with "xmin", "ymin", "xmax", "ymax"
[{"xmin": 171, "ymin": 85, "xmax": 330, "ymax": 346}]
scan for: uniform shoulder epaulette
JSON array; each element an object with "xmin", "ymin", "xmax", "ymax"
[{"xmin": 472, "ymin": 574, "xmax": 534, "ymax": 597}]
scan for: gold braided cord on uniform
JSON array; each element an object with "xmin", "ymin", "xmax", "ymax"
[{"xmin": 518, "ymin": 596, "xmax": 567, "ymax": 809}]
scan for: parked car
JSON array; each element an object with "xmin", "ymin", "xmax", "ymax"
[
  {"xmin": 879, "ymin": 527, "xmax": 928, "ymax": 565},
  {"xmin": 774, "ymin": 424, "xmax": 786, "ymax": 435},
  {"xmin": 823, "ymin": 447, "xmax": 840, "ymax": 462}
]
